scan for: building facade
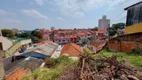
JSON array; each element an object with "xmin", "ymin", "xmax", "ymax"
[
  {"xmin": 98, "ymin": 15, "xmax": 110, "ymax": 30},
  {"xmin": 0, "ymin": 29, "xmax": 13, "ymax": 51},
  {"xmin": 124, "ymin": 1, "xmax": 142, "ymax": 34}
]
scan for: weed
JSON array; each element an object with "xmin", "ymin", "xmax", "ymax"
[{"xmin": 22, "ymin": 55, "xmax": 76, "ymax": 80}]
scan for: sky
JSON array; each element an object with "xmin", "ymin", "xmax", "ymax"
[{"xmin": 0, "ymin": 0, "xmax": 141, "ymax": 30}]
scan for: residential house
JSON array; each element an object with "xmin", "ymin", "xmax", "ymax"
[
  {"xmin": 12, "ymin": 28, "xmax": 24, "ymax": 35},
  {"xmin": 5, "ymin": 68, "xmax": 25, "ymax": 80},
  {"xmin": 84, "ymin": 39, "xmax": 107, "ymax": 54},
  {"xmin": 4, "ymin": 57, "xmax": 43, "ymax": 80},
  {"xmin": 22, "ymin": 42, "xmax": 58, "ymax": 59},
  {"xmin": 43, "ymin": 29, "xmax": 97, "ymax": 45},
  {"xmin": 0, "ymin": 29, "xmax": 13, "ymax": 51},
  {"xmin": 61, "ymin": 43, "xmax": 83, "ymax": 60},
  {"xmin": 38, "ymin": 29, "xmax": 50, "ymax": 41},
  {"xmin": 51, "ymin": 45, "xmax": 62, "ymax": 58}
]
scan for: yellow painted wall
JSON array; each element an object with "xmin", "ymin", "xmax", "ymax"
[
  {"xmin": 125, "ymin": 22, "xmax": 142, "ymax": 34},
  {"xmin": 83, "ymin": 46, "xmax": 94, "ymax": 54}
]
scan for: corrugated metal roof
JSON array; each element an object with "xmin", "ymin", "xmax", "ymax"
[{"xmin": 33, "ymin": 42, "xmax": 58, "ymax": 56}]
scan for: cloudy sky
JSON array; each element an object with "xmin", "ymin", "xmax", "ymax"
[{"xmin": 0, "ymin": 0, "xmax": 141, "ymax": 30}]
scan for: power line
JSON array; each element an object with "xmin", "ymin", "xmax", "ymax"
[
  {"xmin": 111, "ymin": 10, "xmax": 126, "ymax": 24},
  {"xmin": 103, "ymin": 10, "xmax": 126, "ymax": 29},
  {"xmin": 112, "ymin": 16, "xmax": 126, "ymax": 24}
]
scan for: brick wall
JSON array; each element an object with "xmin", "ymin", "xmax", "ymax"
[{"xmin": 108, "ymin": 40, "xmax": 142, "ymax": 52}]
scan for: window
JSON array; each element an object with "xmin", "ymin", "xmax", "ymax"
[{"xmin": 63, "ymin": 40, "xmax": 65, "ymax": 42}]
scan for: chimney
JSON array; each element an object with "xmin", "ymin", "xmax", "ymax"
[{"xmin": 0, "ymin": 50, "xmax": 5, "ymax": 80}]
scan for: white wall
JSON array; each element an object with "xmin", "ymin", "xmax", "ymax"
[
  {"xmin": 1, "ymin": 37, "xmax": 13, "ymax": 50},
  {"xmin": 21, "ymin": 39, "xmax": 32, "ymax": 45}
]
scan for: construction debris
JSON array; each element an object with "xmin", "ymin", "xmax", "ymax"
[{"xmin": 59, "ymin": 55, "xmax": 141, "ymax": 80}]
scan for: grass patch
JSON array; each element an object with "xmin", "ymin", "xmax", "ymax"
[
  {"xmin": 22, "ymin": 55, "xmax": 76, "ymax": 80},
  {"xmin": 94, "ymin": 50, "xmax": 142, "ymax": 67}
]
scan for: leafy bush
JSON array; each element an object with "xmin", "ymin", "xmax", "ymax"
[
  {"xmin": 44, "ymin": 58, "xmax": 56, "ymax": 68},
  {"xmin": 131, "ymin": 44, "xmax": 141, "ymax": 55}
]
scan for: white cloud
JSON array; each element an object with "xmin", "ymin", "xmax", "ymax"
[
  {"xmin": 77, "ymin": 0, "xmax": 105, "ymax": 11},
  {"xmin": 0, "ymin": 9, "xmax": 9, "ymax": 15},
  {"xmin": 34, "ymin": 0, "xmax": 46, "ymax": 6},
  {"xmin": 21, "ymin": 9, "xmax": 48, "ymax": 20},
  {"xmin": 0, "ymin": 9, "xmax": 15, "ymax": 16},
  {"xmin": 52, "ymin": 0, "xmax": 88, "ymax": 19},
  {"xmin": 0, "ymin": 9, "xmax": 22, "ymax": 24},
  {"xmin": 1, "ymin": 19, "xmax": 22, "ymax": 24},
  {"xmin": 50, "ymin": 0, "xmax": 142, "ymax": 17},
  {"xmin": 107, "ymin": 0, "xmax": 141, "ymax": 10},
  {"xmin": 57, "ymin": 17, "xmax": 64, "ymax": 21},
  {"xmin": 73, "ymin": 11, "xmax": 85, "ymax": 18}
]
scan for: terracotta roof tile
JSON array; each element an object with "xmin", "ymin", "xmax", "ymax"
[
  {"xmin": 5, "ymin": 68, "xmax": 25, "ymax": 80},
  {"xmin": 61, "ymin": 43, "xmax": 83, "ymax": 57}
]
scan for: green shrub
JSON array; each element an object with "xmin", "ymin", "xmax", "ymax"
[
  {"xmin": 131, "ymin": 44, "xmax": 141, "ymax": 55},
  {"xmin": 22, "ymin": 55, "xmax": 76, "ymax": 80},
  {"xmin": 44, "ymin": 58, "xmax": 56, "ymax": 68}
]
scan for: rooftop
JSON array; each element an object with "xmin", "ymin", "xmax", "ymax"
[
  {"xmin": 5, "ymin": 68, "xmax": 25, "ymax": 80},
  {"xmin": 33, "ymin": 42, "xmax": 58, "ymax": 56},
  {"xmin": 124, "ymin": 1, "xmax": 142, "ymax": 10},
  {"xmin": 5, "ymin": 57, "xmax": 43, "ymax": 75},
  {"xmin": 61, "ymin": 43, "xmax": 83, "ymax": 57}
]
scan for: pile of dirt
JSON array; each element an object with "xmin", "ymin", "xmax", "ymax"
[{"xmin": 58, "ymin": 55, "xmax": 141, "ymax": 80}]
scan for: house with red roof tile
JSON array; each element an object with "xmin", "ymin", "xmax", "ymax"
[
  {"xmin": 61, "ymin": 43, "xmax": 83, "ymax": 60},
  {"xmin": 40, "ymin": 29, "xmax": 97, "ymax": 45},
  {"xmin": 38, "ymin": 29, "xmax": 50, "ymax": 41},
  {"xmin": 5, "ymin": 68, "xmax": 25, "ymax": 80},
  {"xmin": 95, "ymin": 29, "xmax": 108, "ymax": 40}
]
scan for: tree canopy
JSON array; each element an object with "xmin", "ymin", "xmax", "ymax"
[
  {"xmin": 108, "ymin": 23, "xmax": 125, "ymax": 36},
  {"xmin": 1, "ymin": 29, "xmax": 14, "ymax": 38}
]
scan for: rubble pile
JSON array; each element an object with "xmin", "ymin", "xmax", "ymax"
[{"xmin": 59, "ymin": 55, "xmax": 141, "ymax": 80}]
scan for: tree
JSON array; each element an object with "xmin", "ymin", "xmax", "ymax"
[
  {"xmin": 31, "ymin": 29, "xmax": 40, "ymax": 43},
  {"xmin": 108, "ymin": 23, "xmax": 125, "ymax": 36},
  {"xmin": 1, "ymin": 29, "xmax": 14, "ymax": 38},
  {"xmin": 91, "ymin": 27, "xmax": 98, "ymax": 31},
  {"xmin": 51, "ymin": 27, "xmax": 55, "ymax": 31},
  {"xmin": 16, "ymin": 32, "xmax": 31, "ymax": 38}
]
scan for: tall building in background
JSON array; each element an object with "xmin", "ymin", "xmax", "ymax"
[{"xmin": 98, "ymin": 15, "xmax": 110, "ymax": 30}]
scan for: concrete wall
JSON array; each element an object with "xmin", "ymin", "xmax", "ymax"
[
  {"xmin": 0, "ymin": 50, "xmax": 5, "ymax": 80},
  {"xmin": 125, "ymin": 22, "xmax": 142, "ymax": 35},
  {"xmin": 108, "ymin": 40, "xmax": 142, "ymax": 52},
  {"xmin": 1, "ymin": 37, "xmax": 13, "ymax": 51},
  {"xmin": 4, "ymin": 39, "xmax": 32, "ymax": 57},
  {"xmin": 21, "ymin": 39, "xmax": 32, "ymax": 45},
  {"xmin": 3, "ymin": 56, "xmax": 12, "ymax": 67}
]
